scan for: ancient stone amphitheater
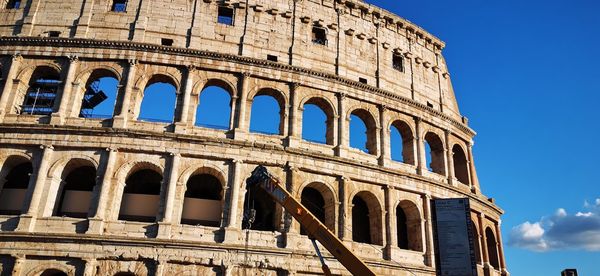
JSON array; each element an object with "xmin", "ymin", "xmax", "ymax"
[{"xmin": 0, "ymin": 0, "xmax": 508, "ymax": 275}]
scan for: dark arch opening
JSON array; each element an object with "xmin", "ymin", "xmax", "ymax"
[
  {"xmin": 396, "ymin": 205, "xmax": 408, "ymax": 249},
  {"xmin": 40, "ymin": 269, "xmax": 68, "ymax": 276},
  {"xmin": 390, "ymin": 120, "xmax": 415, "ymax": 165},
  {"xmin": 138, "ymin": 75, "xmax": 177, "ymax": 123},
  {"xmin": 302, "ymin": 98, "xmax": 334, "ymax": 145},
  {"xmin": 396, "ymin": 201, "xmax": 422, "ymax": 251},
  {"xmin": 250, "ymin": 90, "xmax": 284, "ymax": 135},
  {"xmin": 300, "ymin": 187, "xmax": 325, "ymax": 235},
  {"xmin": 55, "ymin": 164, "xmax": 97, "ymax": 218},
  {"xmin": 0, "ymin": 160, "xmax": 33, "ymax": 215},
  {"xmin": 80, "ymin": 69, "xmax": 119, "ymax": 119},
  {"xmin": 452, "ymin": 144, "xmax": 470, "ymax": 185},
  {"xmin": 181, "ymin": 173, "xmax": 223, "ymax": 226},
  {"xmin": 352, "ymin": 195, "xmax": 371, "ymax": 244},
  {"xmin": 349, "ymin": 109, "xmax": 377, "ymax": 154},
  {"xmin": 472, "ymin": 220, "xmax": 482, "ymax": 264},
  {"xmin": 22, "ymin": 66, "xmax": 62, "ymax": 115},
  {"xmin": 486, "ymin": 227, "xmax": 500, "ymax": 270},
  {"xmin": 118, "ymin": 168, "xmax": 162, "ymax": 222},
  {"xmin": 243, "ymin": 181, "xmax": 277, "ymax": 231},
  {"xmin": 424, "ymin": 132, "xmax": 445, "ymax": 175},
  {"xmin": 196, "ymin": 84, "xmax": 232, "ymax": 130}
]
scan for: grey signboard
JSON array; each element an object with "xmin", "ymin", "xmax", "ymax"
[{"xmin": 432, "ymin": 198, "xmax": 477, "ymax": 276}]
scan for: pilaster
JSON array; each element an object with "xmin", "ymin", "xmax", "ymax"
[
  {"xmin": 51, "ymin": 55, "xmax": 79, "ymax": 125},
  {"xmin": 334, "ymin": 93, "xmax": 348, "ymax": 157},
  {"xmin": 112, "ymin": 59, "xmax": 138, "ymax": 129},
  {"xmin": 421, "ymin": 194, "xmax": 435, "ymax": 267},
  {"xmin": 233, "ymin": 73, "xmax": 250, "ymax": 140},
  {"xmin": 285, "ymin": 83, "xmax": 301, "ymax": 147},
  {"xmin": 157, "ymin": 153, "xmax": 181, "ymax": 239},
  {"xmin": 88, "ymin": 148, "xmax": 118, "ymax": 235},
  {"xmin": 0, "ymin": 54, "xmax": 23, "ymax": 119},
  {"xmin": 415, "ymin": 117, "xmax": 426, "ymax": 175},
  {"xmin": 16, "ymin": 145, "xmax": 54, "ymax": 232},
  {"xmin": 445, "ymin": 130, "xmax": 456, "ymax": 186},
  {"xmin": 174, "ymin": 66, "xmax": 196, "ymax": 134}
]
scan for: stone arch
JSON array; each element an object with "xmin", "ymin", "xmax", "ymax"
[
  {"xmin": 424, "ymin": 132, "xmax": 446, "ymax": 175},
  {"xmin": 116, "ymin": 161, "xmax": 164, "ymax": 222},
  {"xmin": 136, "ymin": 73, "xmax": 179, "ymax": 123},
  {"xmin": 0, "ymin": 154, "xmax": 33, "ymax": 215},
  {"xmin": 485, "ymin": 227, "xmax": 500, "ymax": 270},
  {"xmin": 51, "ymin": 157, "xmax": 99, "ymax": 218},
  {"xmin": 75, "ymin": 64, "xmax": 123, "ymax": 84},
  {"xmin": 351, "ymin": 190, "xmax": 383, "ymax": 245},
  {"xmin": 194, "ymin": 78, "xmax": 235, "ymax": 129},
  {"xmin": 300, "ymin": 96, "xmax": 336, "ymax": 145},
  {"xmin": 396, "ymin": 200, "xmax": 423, "ymax": 251},
  {"xmin": 348, "ymin": 107, "xmax": 379, "ymax": 154},
  {"xmin": 248, "ymin": 87, "xmax": 288, "ymax": 135},
  {"xmin": 47, "ymin": 154, "xmax": 99, "ymax": 178},
  {"xmin": 471, "ymin": 219, "xmax": 482, "ymax": 264},
  {"xmin": 389, "ymin": 119, "xmax": 416, "ymax": 165},
  {"xmin": 298, "ymin": 181, "xmax": 337, "ymax": 232},
  {"xmin": 74, "ymin": 65, "xmax": 123, "ymax": 118},
  {"xmin": 179, "ymin": 165, "xmax": 227, "ymax": 226},
  {"xmin": 25, "ymin": 262, "xmax": 75, "ymax": 276},
  {"xmin": 192, "ymin": 77, "xmax": 236, "ymax": 97},
  {"xmin": 15, "ymin": 61, "xmax": 62, "ymax": 83},
  {"xmin": 18, "ymin": 65, "xmax": 63, "ymax": 115},
  {"xmin": 134, "ymin": 67, "xmax": 182, "ymax": 92},
  {"xmin": 242, "ymin": 168, "xmax": 280, "ymax": 232},
  {"xmin": 452, "ymin": 143, "xmax": 470, "ymax": 185}
]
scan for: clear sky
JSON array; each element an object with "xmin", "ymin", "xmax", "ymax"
[{"xmin": 363, "ymin": 0, "xmax": 600, "ymax": 275}]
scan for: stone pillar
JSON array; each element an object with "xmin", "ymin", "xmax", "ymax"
[
  {"xmin": 19, "ymin": 0, "xmax": 42, "ymax": 36},
  {"xmin": 445, "ymin": 130, "xmax": 455, "ymax": 186},
  {"xmin": 0, "ymin": 54, "xmax": 23, "ymax": 119},
  {"xmin": 88, "ymin": 148, "xmax": 117, "ymax": 234},
  {"xmin": 112, "ymin": 59, "xmax": 137, "ymax": 128},
  {"xmin": 467, "ymin": 141, "xmax": 480, "ymax": 193},
  {"xmin": 175, "ymin": 66, "xmax": 195, "ymax": 133},
  {"xmin": 286, "ymin": 83, "xmax": 300, "ymax": 147},
  {"xmin": 383, "ymin": 185, "xmax": 396, "ymax": 260},
  {"xmin": 11, "ymin": 255, "xmax": 24, "ymax": 276},
  {"xmin": 155, "ymin": 259, "xmax": 166, "ymax": 276},
  {"xmin": 233, "ymin": 73, "xmax": 250, "ymax": 139},
  {"xmin": 228, "ymin": 94, "xmax": 238, "ymax": 130},
  {"xmin": 17, "ymin": 145, "xmax": 54, "ymax": 232},
  {"xmin": 83, "ymin": 258, "xmax": 97, "ymax": 276},
  {"xmin": 478, "ymin": 213, "xmax": 491, "ymax": 269},
  {"xmin": 224, "ymin": 159, "xmax": 243, "ymax": 243},
  {"xmin": 158, "ymin": 153, "xmax": 181, "ymax": 238},
  {"xmin": 415, "ymin": 117, "xmax": 426, "ymax": 175},
  {"xmin": 496, "ymin": 221, "xmax": 509, "ymax": 276},
  {"xmin": 335, "ymin": 93, "xmax": 347, "ymax": 157},
  {"xmin": 74, "ymin": 0, "xmax": 96, "ymax": 38},
  {"xmin": 337, "ymin": 176, "xmax": 351, "ymax": 241},
  {"xmin": 421, "ymin": 194, "xmax": 435, "ymax": 267},
  {"xmin": 285, "ymin": 164, "xmax": 300, "ymax": 235},
  {"xmin": 378, "ymin": 105, "xmax": 389, "ymax": 166},
  {"xmin": 51, "ymin": 55, "xmax": 79, "ymax": 125},
  {"xmin": 131, "ymin": 0, "xmax": 150, "ymax": 42}
]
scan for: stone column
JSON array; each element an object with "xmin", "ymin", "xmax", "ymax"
[
  {"xmin": 17, "ymin": 145, "xmax": 54, "ymax": 232},
  {"xmin": 286, "ymin": 83, "xmax": 300, "ymax": 147},
  {"xmin": 421, "ymin": 194, "xmax": 435, "ymax": 267},
  {"xmin": 88, "ymin": 148, "xmax": 117, "ymax": 234},
  {"xmin": 478, "ymin": 213, "xmax": 491, "ymax": 269},
  {"xmin": 175, "ymin": 66, "xmax": 195, "ymax": 133},
  {"xmin": 496, "ymin": 221, "xmax": 509, "ymax": 276},
  {"xmin": 224, "ymin": 159, "xmax": 243, "ymax": 243},
  {"xmin": 285, "ymin": 164, "xmax": 300, "ymax": 235},
  {"xmin": 11, "ymin": 254, "xmax": 25, "ymax": 276},
  {"xmin": 383, "ymin": 185, "xmax": 396, "ymax": 260},
  {"xmin": 335, "ymin": 93, "xmax": 347, "ymax": 157},
  {"xmin": 112, "ymin": 59, "xmax": 138, "ymax": 128},
  {"xmin": 467, "ymin": 141, "xmax": 480, "ymax": 193},
  {"xmin": 158, "ymin": 153, "xmax": 181, "ymax": 238},
  {"xmin": 228, "ymin": 94, "xmax": 238, "ymax": 130},
  {"xmin": 83, "ymin": 258, "xmax": 97, "ymax": 276},
  {"xmin": 415, "ymin": 117, "xmax": 426, "ymax": 175},
  {"xmin": 378, "ymin": 105, "xmax": 389, "ymax": 166},
  {"xmin": 337, "ymin": 176, "xmax": 351, "ymax": 241},
  {"xmin": 233, "ymin": 73, "xmax": 250, "ymax": 139},
  {"xmin": 0, "ymin": 54, "xmax": 23, "ymax": 119},
  {"xmin": 154, "ymin": 259, "xmax": 166, "ymax": 276},
  {"xmin": 445, "ymin": 130, "xmax": 455, "ymax": 186},
  {"xmin": 51, "ymin": 55, "xmax": 79, "ymax": 125}
]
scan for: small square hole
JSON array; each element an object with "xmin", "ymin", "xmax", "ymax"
[
  {"xmin": 161, "ymin": 38, "xmax": 174, "ymax": 46},
  {"xmin": 427, "ymin": 102, "xmax": 434, "ymax": 108},
  {"xmin": 111, "ymin": 0, "xmax": 127, "ymax": 12},
  {"xmin": 312, "ymin": 27, "xmax": 328, "ymax": 46},
  {"xmin": 393, "ymin": 54, "xmax": 404, "ymax": 72},
  {"xmin": 218, "ymin": 6, "xmax": 234, "ymax": 26},
  {"xmin": 359, "ymin": 77, "xmax": 368, "ymax": 84},
  {"xmin": 48, "ymin": 31, "xmax": 61, "ymax": 38},
  {"xmin": 267, "ymin": 55, "xmax": 278, "ymax": 62},
  {"xmin": 6, "ymin": 0, "xmax": 21, "ymax": 9}
]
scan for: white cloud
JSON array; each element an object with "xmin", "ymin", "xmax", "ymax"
[{"xmin": 508, "ymin": 198, "xmax": 600, "ymax": 252}]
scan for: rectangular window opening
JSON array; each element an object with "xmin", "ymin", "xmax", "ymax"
[
  {"xmin": 217, "ymin": 6, "xmax": 234, "ymax": 26},
  {"xmin": 161, "ymin": 38, "xmax": 174, "ymax": 46},
  {"xmin": 112, "ymin": 0, "xmax": 127, "ymax": 12},
  {"xmin": 427, "ymin": 102, "xmax": 434, "ymax": 108},
  {"xmin": 393, "ymin": 55, "xmax": 404, "ymax": 72},
  {"xmin": 359, "ymin": 77, "xmax": 368, "ymax": 84},
  {"xmin": 6, "ymin": 0, "xmax": 20, "ymax": 9},
  {"xmin": 312, "ymin": 27, "xmax": 328, "ymax": 46},
  {"xmin": 48, "ymin": 31, "xmax": 61, "ymax": 38},
  {"xmin": 267, "ymin": 55, "xmax": 278, "ymax": 62}
]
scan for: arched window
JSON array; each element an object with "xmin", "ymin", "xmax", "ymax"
[
  {"xmin": 351, "ymin": 192, "xmax": 382, "ymax": 245},
  {"xmin": 40, "ymin": 269, "xmax": 68, "ymax": 276},
  {"xmin": 243, "ymin": 180, "xmax": 277, "ymax": 231},
  {"xmin": 181, "ymin": 173, "xmax": 223, "ymax": 226},
  {"xmin": 138, "ymin": 75, "xmax": 177, "ymax": 123},
  {"xmin": 195, "ymin": 84, "xmax": 232, "ymax": 130},
  {"xmin": 21, "ymin": 66, "xmax": 62, "ymax": 115},
  {"xmin": 79, "ymin": 70, "xmax": 119, "ymax": 119},
  {"xmin": 472, "ymin": 220, "xmax": 482, "ymax": 264},
  {"xmin": 424, "ymin": 132, "xmax": 445, "ymax": 175},
  {"xmin": 300, "ymin": 187, "xmax": 325, "ymax": 235},
  {"xmin": 396, "ymin": 201, "xmax": 423, "ymax": 251},
  {"xmin": 452, "ymin": 144, "xmax": 470, "ymax": 185},
  {"xmin": 390, "ymin": 120, "xmax": 415, "ymax": 164},
  {"xmin": 349, "ymin": 109, "xmax": 377, "ymax": 154},
  {"xmin": 54, "ymin": 161, "xmax": 97, "ymax": 218},
  {"xmin": 486, "ymin": 227, "xmax": 500, "ymax": 270},
  {"xmin": 0, "ymin": 158, "xmax": 32, "ymax": 215},
  {"xmin": 302, "ymin": 98, "xmax": 334, "ymax": 144},
  {"xmin": 249, "ymin": 90, "xmax": 284, "ymax": 135},
  {"xmin": 118, "ymin": 168, "xmax": 162, "ymax": 222}
]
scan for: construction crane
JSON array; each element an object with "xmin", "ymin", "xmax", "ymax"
[{"xmin": 245, "ymin": 165, "xmax": 376, "ymax": 276}]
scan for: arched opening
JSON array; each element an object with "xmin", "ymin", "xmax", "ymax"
[
  {"xmin": 390, "ymin": 120, "xmax": 415, "ymax": 164},
  {"xmin": 21, "ymin": 66, "xmax": 62, "ymax": 115},
  {"xmin": 195, "ymin": 83, "xmax": 232, "ymax": 130},
  {"xmin": 40, "ymin": 269, "xmax": 68, "ymax": 276},
  {"xmin": 79, "ymin": 69, "xmax": 119, "ymax": 119},
  {"xmin": 351, "ymin": 192, "xmax": 382, "ymax": 245},
  {"xmin": 118, "ymin": 168, "xmax": 162, "ymax": 222},
  {"xmin": 302, "ymin": 98, "xmax": 334, "ymax": 145},
  {"xmin": 54, "ymin": 160, "xmax": 97, "ymax": 218},
  {"xmin": 472, "ymin": 220, "xmax": 482, "ymax": 264},
  {"xmin": 486, "ymin": 227, "xmax": 500, "ymax": 270},
  {"xmin": 181, "ymin": 173, "xmax": 223, "ymax": 226},
  {"xmin": 242, "ymin": 179, "xmax": 277, "ymax": 231},
  {"xmin": 349, "ymin": 109, "xmax": 377, "ymax": 154},
  {"xmin": 396, "ymin": 200, "xmax": 423, "ymax": 251},
  {"xmin": 452, "ymin": 144, "xmax": 470, "ymax": 185},
  {"xmin": 300, "ymin": 187, "xmax": 325, "ymax": 235},
  {"xmin": 424, "ymin": 132, "xmax": 445, "ymax": 175},
  {"xmin": 138, "ymin": 75, "xmax": 177, "ymax": 123},
  {"xmin": 249, "ymin": 89, "xmax": 285, "ymax": 135},
  {"xmin": 0, "ymin": 157, "xmax": 33, "ymax": 215}
]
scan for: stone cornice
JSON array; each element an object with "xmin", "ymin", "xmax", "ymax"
[{"xmin": 0, "ymin": 36, "xmax": 474, "ymax": 136}]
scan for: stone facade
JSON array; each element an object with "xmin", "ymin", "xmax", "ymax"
[{"xmin": 0, "ymin": 0, "xmax": 507, "ymax": 275}]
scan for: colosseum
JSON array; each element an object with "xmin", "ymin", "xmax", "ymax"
[{"xmin": 0, "ymin": 0, "xmax": 508, "ymax": 275}]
